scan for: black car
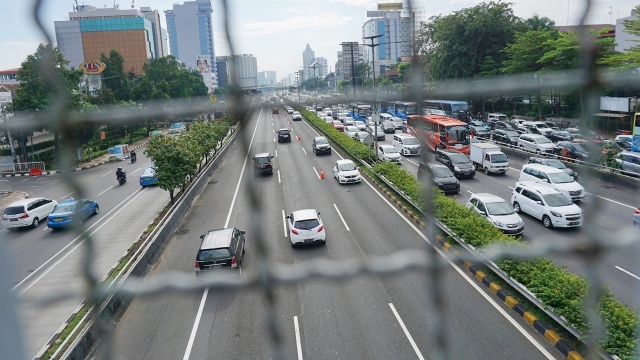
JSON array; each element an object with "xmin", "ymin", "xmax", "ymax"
[
  {"xmin": 277, "ymin": 128, "xmax": 291, "ymax": 143},
  {"xmin": 435, "ymin": 149, "xmax": 475, "ymax": 178},
  {"xmin": 492, "ymin": 121, "xmax": 519, "ymax": 132},
  {"xmin": 553, "ymin": 141, "xmax": 591, "ymax": 161},
  {"xmin": 312, "ymin": 136, "xmax": 332, "ymax": 155},
  {"xmin": 493, "ymin": 129, "xmax": 520, "ymax": 146},
  {"xmin": 252, "ymin": 152, "xmax": 274, "ymax": 176},
  {"xmin": 468, "ymin": 125, "xmax": 490, "ymax": 140},
  {"xmin": 417, "ymin": 162, "xmax": 460, "ymax": 194},
  {"xmin": 195, "ymin": 227, "xmax": 246, "ymax": 278},
  {"xmin": 547, "ymin": 130, "xmax": 573, "ymax": 143},
  {"xmin": 527, "ymin": 156, "xmax": 578, "ymax": 180}
]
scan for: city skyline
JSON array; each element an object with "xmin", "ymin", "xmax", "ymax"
[{"xmin": 1, "ymin": 0, "xmax": 635, "ymax": 82}]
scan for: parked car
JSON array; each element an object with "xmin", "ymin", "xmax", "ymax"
[
  {"xmin": 195, "ymin": 227, "xmax": 246, "ymax": 278},
  {"xmin": 277, "ymin": 128, "xmax": 291, "ymax": 143},
  {"xmin": 553, "ymin": 141, "xmax": 591, "ymax": 161},
  {"xmin": 312, "ymin": 136, "xmax": 331, "ymax": 155},
  {"xmin": 417, "ymin": 162, "xmax": 460, "ymax": 194},
  {"xmin": 46, "ymin": 199, "xmax": 99, "ymax": 229},
  {"xmin": 511, "ymin": 181, "xmax": 582, "ymax": 229},
  {"xmin": 332, "ymin": 159, "xmax": 362, "ymax": 184},
  {"xmin": 286, "ymin": 209, "xmax": 326, "ymax": 247},
  {"xmin": 517, "ymin": 134, "xmax": 554, "ymax": 154},
  {"xmin": 252, "ymin": 152, "xmax": 274, "ymax": 176},
  {"xmin": 466, "ymin": 193, "xmax": 524, "ymax": 235},
  {"xmin": 435, "ymin": 149, "xmax": 475, "ymax": 178},
  {"xmin": 1, "ymin": 197, "xmax": 58, "ymax": 229},
  {"xmin": 377, "ymin": 144, "xmax": 402, "ymax": 163},
  {"xmin": 492, "ymin": 129, "xmax": 520, "ymax": 146},
  {"xmin": 139, "ymin": 166, "xmax": 159, "ymax": 186},
  {"xmin": 527, "ymin": 157, "xmax": 578, "ymax": 180}
]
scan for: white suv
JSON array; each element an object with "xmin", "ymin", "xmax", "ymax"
[
  {"xmin": 519, "ymin": 163, "xmax": 586, "ymax": 201},
  {"xmin": 1, "ymin": 197, "xmax": 58, "ymax": 229},
  {"xmin": 517, "ymin": 134, "xmax": 554, "ymax": 154},
  {"xmin": 511, "ymin": 181, "xmax": 582, "ymax": 229}
]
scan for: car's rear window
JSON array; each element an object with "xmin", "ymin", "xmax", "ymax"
[
  {"xmin": 197, "ymin": 248, "xmax": 231, "ymax": 261},
  {"xmin": 51, "ymin": 205, "xmax": 74, "ymax": 214},
  {"xmin": 294, "ymin": 219, "xmax": 320, "ymax": 230},
  {"xmin": 255, "ymin": 157, "xmax": 270, "ymax": 164},
  {"xmin": 3, "ymin": 206, "xmax": 25, "ymax": 215}
]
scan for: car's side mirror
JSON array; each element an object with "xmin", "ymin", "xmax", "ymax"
[
  {"xmin": 238, "ymin": 230, "xmax": 246, "ymax": 235},
  {"xmin": 200, "ymin": 234, "xmax": 205, "ymax": 240},
  {"xmin": 317, "ymin": 211, "xmax": 323, "ymax": 215},
  {"xmin": 285, "ymin": 215, "xmax": 291, "ymax": 219}
]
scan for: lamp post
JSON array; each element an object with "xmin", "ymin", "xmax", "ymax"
[
  {"xmin": 310, "ymin": 61, "xmax": 318, "ymax": 105},
  {"xmin": 296, "ymin": 71, "xmax": 301, "ymax": 106},
  {"xmin": 364, "ymin": 34, "xmax": 383, "ymax": 160}
]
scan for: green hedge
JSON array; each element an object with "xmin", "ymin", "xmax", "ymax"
[{"xmin": 295, "ymin": 104, "xmax": 639, "ymax": 359}]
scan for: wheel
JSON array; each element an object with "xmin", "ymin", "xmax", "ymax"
[
  {"xmin": 291, "ymin": 242, "xmax": 297, "ymax": 249},
  {"xmin": 242, "ymin": 245, "xmax": 246, "ymax": 255},
  {"xmin": 320, "ymin": 240, "xmax": 326, "ymax": 246},
  {"xmin": 32, "ymin": 217, "xmax": 40, "ymax": 228},
  {"xmin": 542, "ymin": 215, "xmax": 553, "ymax": 228},
  {"xmin": 94, "ymin": 206, "xmax": 100, "ymax": 215},
  {"xmin": 484, "ymin": 167, "xmax": 489, "ymax": 175},
  {"xmin": 512, "ymin": 202, "xmax": 521, "ymax": 213}
]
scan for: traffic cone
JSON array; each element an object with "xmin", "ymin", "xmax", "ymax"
[
  {"xmin": 320, "ymin": 169, "xmax": 325, "ymax": 179},
  {"xmin": 297, "ymin": 135, "xmax": 301, "ymax": 141}
]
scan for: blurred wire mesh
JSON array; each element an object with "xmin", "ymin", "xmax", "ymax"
[{"xmin": 0, "ymin": 0, "xmax": 639, "ymax": 359}]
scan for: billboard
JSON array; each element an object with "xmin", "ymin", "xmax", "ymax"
[
  {"xmin": 79, "ymin": 60, "xmax": 106, "ymax": 74},
  {"xmin": 196, "ymin": 55, "xmax": 214, "ymax": 94},
  {"xmin": 600, "ymin": 96, "xmax": 630, "ymax": 112}
]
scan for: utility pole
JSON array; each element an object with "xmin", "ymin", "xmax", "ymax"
[{"xmin": 364, "ymin": 34, "xmax": 383, "ymax": 160}]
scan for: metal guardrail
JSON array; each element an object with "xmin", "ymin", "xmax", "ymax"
[{"xmin": 0, "ymin": 161, "xmax": 46, "ymax": 175}]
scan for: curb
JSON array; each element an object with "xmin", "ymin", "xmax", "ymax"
[
  {"xmin": 363, "ymin": 168, "xmax": 583, "ymax": 360},
  {"xmin": 0, "ymin": 142, "xmax": 149, "ymax": 177}
]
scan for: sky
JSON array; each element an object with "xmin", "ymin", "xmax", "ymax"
[{"xmin": 0, "ymin": 0, "xmax": 635, "ymax": 81}]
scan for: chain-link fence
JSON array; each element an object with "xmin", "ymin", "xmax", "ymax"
[{"xmin": 1, "ymin": 0, "xmax": 639, "ymax": 359}]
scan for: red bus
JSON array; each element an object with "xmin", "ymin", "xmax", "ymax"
[{"xmin": 407, "ymin": 114, "xmax": 471, "ymax": 154}]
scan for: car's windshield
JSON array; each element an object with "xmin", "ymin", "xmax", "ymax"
[
  {"xmin": 338, "ymin": 162, "xmax": 357, "ymax": 171},
  {"xmin": 485, "ymin": 201, "xmax": 514, "ymax": 216},
  {"xmin": 545, "ymin": 159, "xmax": 567, "ymax": 169},
  {"xmin": 536, "ymin": 137, "xmax": 552, "ymax": 144},
  {"xmin": 432, "ymin": 167, "xmax": 453, "ymax": 177},
  {"xmin": 255, "ymin": 157, "xmax": 270, "ymax": 164},
  {"xmin": 490, "ymin": 153, "xmax": 508, "ymax": 163},
  {"xmin": 449, "ymin": 154, "xmax": 469, "ymax": 164},
  {"xmin": 536, "ymin": 123, "xmax": 550, "ymax": 129},
  {"xmin": 548, "ymin": 171, "xmax": 575, "ymax": 184},
  {"xmin": 51, "ymin": 205, "xmax": 74, "ymax": 214},
  {"xmin": 403, "ymin": 137, "xmax": 419, "ymax": 145},
  {"xmin": 446, "ymin": 125, "xmax": 470, "ymax": 145},
  {"xmin": 572, "ymin": 143, "xmax": 587, "ymax": 152},
  {"xmin": 294, "ymin": 219, "xmax": 320, "ymax": 230},
  {"xmin": 315, "ymin": 138, "xmax": 328, "ymax": 145},
  {"xmin": 505, "ymin": 131, "xmax": 519, "ymax": 137},
  {"xmin": 384, "ymin": 146, "xmax": 399, "ymax": 153},
  {"xmin": 542, "ymin": 193, "xmax": 573, "ymax": 207}
]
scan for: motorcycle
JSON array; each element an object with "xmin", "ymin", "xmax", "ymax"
[
  {"xmin": 116, "ymin": 169, "xmax": 127, "ymax": 185},
  {"xmin": 130, "ymin": 152, "xmax": 137, "ymax": 164}
]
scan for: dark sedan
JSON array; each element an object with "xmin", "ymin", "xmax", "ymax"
[
  {"xmin": 553, "ymin": 141, "xmax": 591, "ymax": 161},
  {"xmin": 469, "ymin": 125, "xmax": 490, "ymax": 140},
  {"xmin": 547, "ymin": 130, "xmax": 574, "ymax": 143},
  {"xmin": 493, "ymin": 129, "xmax": 520, "ymax": 145},
  {"xmin": 417, "ymin": 162, "xmax": 460, "ymax": 194}
]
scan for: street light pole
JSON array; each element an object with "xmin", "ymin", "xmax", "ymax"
[
  {"xmin": 310, "ymin": 60, "xmax": 318, "ymax": 105},
  {"xmin": 364, "ymin": 34, "xmax": 383, "ymax": 160}
]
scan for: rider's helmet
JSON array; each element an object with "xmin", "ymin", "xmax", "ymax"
[{"xmin": 117, "ymin": 167, "xmax": 123, "ymax": 171}]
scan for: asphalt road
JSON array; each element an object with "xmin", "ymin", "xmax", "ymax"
[{"xmin": 108, "ymin": 109, "xmax": 560, "ymax": 359}]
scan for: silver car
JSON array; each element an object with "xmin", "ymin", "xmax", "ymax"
[{"xmin": 467, "ymin": 193, "xmax": 524, "ymax": 235}]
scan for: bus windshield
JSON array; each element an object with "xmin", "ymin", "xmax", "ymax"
[
  {"xmin": 405, "ymin": 105, "xmax": 417, "ymax": 115},
  {"xmin": 358, "ymin": 107, "xmax": 372, "ymax": 117},
  {"xmin": 446, "ymin": 125, "xmax": 470, "ymax": 145}
]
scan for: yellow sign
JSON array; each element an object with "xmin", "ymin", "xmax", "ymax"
[
  {"xmin": 377, "ymin": 2, "xmax": 402, "ymax": 10},
  {"xmin": 210, "ymin": 95, "xmax": 217, "ymax": 102},
  {"xmin": 79, "ymin": 60, "xmax": 106, "ymax": 74}
]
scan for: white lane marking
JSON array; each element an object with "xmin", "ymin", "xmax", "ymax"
[
  {"xmin": 278, "ymin": 170, "xmax": 282, "ymax": 184},
  {"xmin": 282, "ymin": 210, "xmax": 288, "ymax": 238},
  {"xmin": 388, "ymin": 303, "xmax": 425, "ymax": 360},
  {"xmin": 61, "ymin": 192, "xmax": 76, "ymax": 200},
  {"xmin": 615, "ymin": 266, "xmax": 640, "ymax": 280},
  {"xmin": 595, "ymin": 195, "xmax": 635, "ymax": 209},
  {"xmin": 15, "ymin": 187, "xmax": 149, "ymax": 293},
  {"xmin": 362, "ymin": 178, "xmax": 557, "ymax": 359},
  {"xmin": 333, "ymin": 203, "xmax": 350, "ymax": 231},
  {"xmin": 183, "ymin": 287, "xmax": 209, "ymax": 360},
  {"xmin": 301, "ymin": 147, "xmax": 307, "ymax": 155},
  {"xmin": 183, "ymin": 108, "xmax": 264, "ymax": 360},
  {"xmin": 101, "ymin": 170, "xmax": 113, "ymax": 178},
  {"xmin": 312, "ymin": 166, "xmax": 320, "ymax": 180},
  {"xmin": 275, "ymin": 149, "xmax": 278, "ymax": 158},
  {"xmin": 294, "ymin": 316, "xmax": 303, "ymax": 360},
  {"xmin": 97, "ymin": 187, "xmax": 111, "ymax": 196},
  {"xmin": 274, "ymin": 137, "xmax": 276, "ymax": 143}
]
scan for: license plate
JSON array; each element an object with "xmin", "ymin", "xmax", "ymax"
[
  {"xmin": 568, "ymin": 221, "xmax": 579, "ymax": 226},
  {"xmin": 10, "ymin": 218, "xmax": 18, "ymax": 222},
  {"xmin": 304, "ymin": 239, "xmax": 314, "ymax": 243},
  {"xmin": 52, "ymin": 218, "xmax": 62, "ymax": 222}
]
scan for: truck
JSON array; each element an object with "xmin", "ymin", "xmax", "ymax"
[{"xmin": 470, "ymin": 142, "xmax": 509, "ymax": 175}]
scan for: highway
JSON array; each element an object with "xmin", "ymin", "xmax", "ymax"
[{"xmin": 108, "ymin": 109, "xmax": 560, "ymax": 359}]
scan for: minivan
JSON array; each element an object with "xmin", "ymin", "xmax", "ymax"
[
  {"xmin": 511, "ymin": 181, "xmax": 582, "ymax": 229},
  {"xmin": 378, "ymin": 113, "xmax": 396, "ymax": 134},
  {"xmin": 615, "ymin": 151, "xmax": 640, "ymax": 176},
  {"xmin": 1, "ymin": 197, "xmax": 58, "ymax": 229},
  {"xmin": 435, "ymin": 148, "xmax": 475, "ymax": 178},
  {"xmin": 487, "ymin": 113, "xmax": 508, "ymax": 122},
  {"xmin": 393, "ymin": 133, "xmax": 421, "ymax": 156},
  {"xmin": 195, "ymin": 227, "xmax": 246, "ymax": 278},
  {"xmin": 517, "ymin": 134, "xmax": 554, "ymax": 154},
  {"xmin": 519, "ymin": 163, "xmax": 586, "ymax": 201}
]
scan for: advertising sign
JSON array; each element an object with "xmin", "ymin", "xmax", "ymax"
[
  {"xmin": 79, "ymin": 60, "xmax": 106, "ymax": 74},
  {"xmin": 197, "ymin": 55, "xmax": 214, "ymax": 94}
]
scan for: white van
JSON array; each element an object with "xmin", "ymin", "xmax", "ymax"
[
  {"xmin": 378, "ymin": 113, "xmax": 396, "ymax": 134},
  {"xmin": 487, "ymin": 113, "xmax": 508, "ymax": 122},
  {"xmin": 393, "ymin": 133, "xmax": 421, "ymax": 156},
  {"xmin": 519, "ymin": 163, "xmax": 586, "ymax": 201}
]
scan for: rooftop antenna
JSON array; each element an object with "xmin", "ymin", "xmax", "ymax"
[
  {"xmin": 609, "ymin": 6, "xmax": 613, "ymax": 23},
  {"xmin": 74, "ymin": 0, "xmax": 78, "ymax": 11},
  {"xmin": 131, "ymin": 0, "xmax": 134, "ymax": 9}
]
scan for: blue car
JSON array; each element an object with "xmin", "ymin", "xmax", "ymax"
[
  {"xmin": 139, "ymin": 166, "xmax": 159, "ymax": 186},
  {"xmin": 46, "ymin": 199, "xmax": 99, "ymax": 229}
]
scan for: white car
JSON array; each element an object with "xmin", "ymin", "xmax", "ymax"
[
  {"xmin": 377, "ymin": 144, "xmax": 401, "ymax": 163},
  {"xmin": 292, "ymin": 111, "xmax": 302, "ymax": 121},
  {"xmin": 345, "ymin": 126, "xmax": 360, "ymax": 138},
  {"xmin": 332, "ymin": 159, "xmax": 362, "ymax": 184},
  {"xmin": 354, "ymin": 120, "xmax": 367, "ymax": 131},
  {"xmin": 466, "ymin": 193, "xmax": 524, "ymax": 235},
  {"xmin": 286, "ymin": 209, "xmax": 326, "ymax": 247},
  {"xmin": 1, "ymin": 197, "xmax": 58, "ymax": 229},
  {"xmin": 511, "ymin": 181, "xmax": 582, "ymax": 229}
]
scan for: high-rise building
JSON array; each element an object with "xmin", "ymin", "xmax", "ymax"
[
  {"xmin": 363, "ymin": 2, "xmax": 421, "ymax": 77},
  {"xmin": 165, "ymin": 0, "xmax": 217, "ymax": 90},
  {"xmin": 55, "ymin": 5, "xmax": 164, "ymax": 75},
  {"xmin": 314, "ymin": 57, "xmax": 328, "ymax": 77},
  {"xmin": 228, "ymin": 54, "xmax": 258, "ymax": 91},
  {"xmin": 140, "ymin": 7, "xmax": 169, "ymax": 58},
  {"xmin": 215, "ymin": 56, "xmax": 229, "ymax": 87},
  {"xmin": 615, "ymin": 10, "xmax": 639, "ymax": 52},
  {"xmin": 338, "ymin": 42, "xmax": 364, "ymax": 83},
  {"xmin": 258, "ymin": 71, "xmax": 277, "ymax": 87},
  {"xmin": 302, "ymin": 44, "xmax": 315, "ymax": 81}
]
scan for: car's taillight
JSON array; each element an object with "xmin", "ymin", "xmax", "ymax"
[
  {"xmin": 291, "ymin": 229, "xmax": 299, "ymax": 235},
  {"xmin": 635, "ymin": 208, "xmax": 640, "ymax": 215},
  {"xmin": 19, "ymin": 211, "xmax": 29, "ymax": 219},
  {"xmin": 231, "ymin": 256, "xmax": 237, "ymax": 268},
  {"xmin": 194, "ymin": 261, "xmax": 200, "ymax": 271},
  {"xmin": 317, "ymin": 225, "xmax": 324, "ymax": 232}
]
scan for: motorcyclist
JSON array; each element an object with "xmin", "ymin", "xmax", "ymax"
[
  {"xmin": 116, "ymin": 167, "xmax": 126, "ymax": 182},
  {"xmin": 130, "ymin": 150, "xmax": 137, "ymax": 163}
]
